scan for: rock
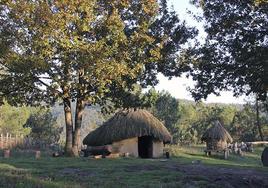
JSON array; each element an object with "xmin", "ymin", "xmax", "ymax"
[
  {"xmin": 261, "ymin": 147, "xmax": 268, "ymax": 167},
  {"xmin": 191, "ymin": 160, "xmax": 201, "ymax": 164},
  {"xmin": 52, "ymin": 151, "xmax": 64, "ymax": 157}
]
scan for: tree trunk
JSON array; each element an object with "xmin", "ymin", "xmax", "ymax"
[
  {"xmin": 73, "ymin": 98, "xmax": 85, "ymax": 156},
  {"xmin": 63, "ymin": 98, "xmax": 75, "ymax": 157},
  {"xmin": 256, "ymin": 99, "xmax": 264, "ymax": 141}
]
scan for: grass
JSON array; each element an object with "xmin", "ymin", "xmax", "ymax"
[
  {"xmin": 168, "ymin": 145, "xmax": 265, "ymax": 169},
  {"xmin": 0, "ymin": 145, "xmax": 267, "ymax": 188}
]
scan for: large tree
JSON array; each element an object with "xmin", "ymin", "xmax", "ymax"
[
  {"xmin": 0, "ymin": 0, "xmax": 196, "ymax": 156},
  {"xmin": 189, "ymin": 0, "xmax": 268, "ymax": 101}
]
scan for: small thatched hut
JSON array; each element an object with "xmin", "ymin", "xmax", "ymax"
[
  {"xmin": 83, "ymin": 109, "xmax": 172, "ymax": 158},
  {"xmin": 201, "ymin": 120, "xmax": 233, "ymax": 151}
]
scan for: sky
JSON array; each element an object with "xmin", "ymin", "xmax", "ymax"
[{"xmin": 154, "ymin": 0, "xmax": 246, "ymax": 104}]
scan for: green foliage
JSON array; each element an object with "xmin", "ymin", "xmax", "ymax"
[
  {"xmin": 152, "ymin": 91, "xmax": 180, "ymax": 134},
  {"xmin": 142, "ymin": 89, "xmax": 268, "ymax": 143},
  {"xmin": 0, "ymin": 0, "xmax": 196, "ymax": 155},
  {"xmin": 24, "ymin": 108, "xmax": 62, "ymax": 145},
  {"xmin": 189, "ymin": 0, "xmax": 268, "ymax": 101},
  {"xmin": 0, "ymin": 0, "xmax": 196, "ymax": 105},
  {"xmin": 0, "ymin": 102, "xmax": 31, "ymax": 136},
  {"xmin": 142, "ymin": 90, "xmax": 181, "ymax": 135}
]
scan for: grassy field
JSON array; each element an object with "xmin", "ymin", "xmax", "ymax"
[{"xmin": 0, "ymin": 145, "xmax": 267, "ymax": 188}]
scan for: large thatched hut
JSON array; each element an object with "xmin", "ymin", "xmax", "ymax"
[
  {"xmin": 201, "ymin": 120, "xmax": 233, "ymax": 151},
  {"xmin": 83, "ymin": 109, "xmax": 172, "ymax": 158}
]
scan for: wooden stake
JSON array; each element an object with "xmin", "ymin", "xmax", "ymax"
[
  {"xmin": 4, "ymin": 149, "xmax": 10, "ymax": 158},
  {"xmin": 35, "ymin": 150, "xmax": 41, "ymax": 159}
]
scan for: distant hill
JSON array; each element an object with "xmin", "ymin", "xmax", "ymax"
[
  {"xmin": 51, "ymin": 103, "xmax": 105, "ymax": 145},
  {"xmin": 178, "ymin": 98, "xmax": 244, "ymax": 109}
]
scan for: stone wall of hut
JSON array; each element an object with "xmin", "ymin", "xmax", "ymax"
[
  {"xmin": 111, "ymin": 137, "xmax": 164, "ymax": 158},
  {"xmin": 112, "ymin": 137, "xmax": 139, "ymax": 157},
  {"xmin": 152, "ymin": 140, "xmax": 164, "ymax": 158}
]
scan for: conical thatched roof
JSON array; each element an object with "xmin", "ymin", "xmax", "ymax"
[
  {"xmin": 83, "ymin": 109, "xmax": 172, "ymax": 146},
  {"xmin": 201, "ymin": 120, "xmax": 233, "ymax": 143}
]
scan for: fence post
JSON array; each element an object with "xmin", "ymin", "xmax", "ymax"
[
  {"xmin": 0, "ymin": 134, "xmax": 2, "ymax": 149},
  {"xmin": 6, "ymin": 133, "xmax": 9, "ymax": 149},
  {"xmin": 21, "ymin": 134, "xmax": 24, "ymax": 149},
  {"xmin": 9, "ymin": 133, "xmax": 11, "ymax": 148},
  {"xmin": 15, "ymin": 134, "xmax": 17, "ymax": 146}
]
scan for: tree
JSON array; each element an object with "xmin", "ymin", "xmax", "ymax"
[
  {"xmin": 146, "ymin": 91, "xmax": 181, "ymax": 135},
  {"xmin": 0, "ymin": 0, "xmax": 196, "ymax": 156},
  {"xmin": 189, "ymin": 0, "xmax": 268, "ymax": 101},
  {"xmin": 231, "ymin": 104, "xmax": 258, "ymax": 141},
  {"xmin": 24, "ymin": 108, "xmax": 62, "ymax": 147},
  {"xmin": 0, "ymin": 102, "xmax": 31, "ymax": 136},
  {"xmin": 175, "ymin": 103, "xmax": 198, "ymax": 144}
]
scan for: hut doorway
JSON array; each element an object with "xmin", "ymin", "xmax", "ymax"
[{"xmin": 138, "ymin": 136, "xmax": 153, "ymax": 158}]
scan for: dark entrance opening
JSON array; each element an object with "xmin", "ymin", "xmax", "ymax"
[{"xmin": 138, "ymin": 136, "xmax": 153, "ymax": 158}]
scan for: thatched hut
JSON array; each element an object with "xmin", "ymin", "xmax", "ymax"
[
  {"xmin": 201, "ymin": 120, "xmax": 233, "ymax": 151},
  {"xmin": 83, "ymin": 109, "xmax": 172, "ymax": 158}
]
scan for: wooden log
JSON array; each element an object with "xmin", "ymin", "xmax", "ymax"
[
  {"xmin": 248, "ymin": 141, "xmax": 268, "ymax": 146},
  {"xmin": 106, "ymin": 153, "xmax": 120, "ymax": 159},
  {"xmin": 85, "ymin": 145, "xmax": 112, "ymax": 156},
  {"xmin": 4, "ymin": 149, "xmax": 10, "ymax": 158},
  {"xmin": 94, "ymin": 155, "xmax": 103, "ymax": 159},
  {"xmin": 261, "ymin": 147, "xmax": 268, "ymax": 167}
]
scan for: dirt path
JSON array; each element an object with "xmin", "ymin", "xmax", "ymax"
[
  {"xmin": 125, "ymin": 163, "xmax": 268, "ymax": 188},
  {"xmin": 170, "ymin": 164, "xmax": 268, "ymax": 188}
]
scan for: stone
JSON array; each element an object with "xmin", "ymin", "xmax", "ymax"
[{"xmin": 261, "ymin": 147, "xmax": 268, "ymax": 167}]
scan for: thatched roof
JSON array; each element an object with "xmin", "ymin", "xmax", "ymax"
[
  {"xmin": 83, "ymin": 109, "xmax": 172, "ymax": 146},
  {"xmin": 201, "ymin": 120, "xmax": 233, "ymax": 143}
]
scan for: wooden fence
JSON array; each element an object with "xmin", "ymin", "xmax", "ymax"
[
  {"xmin": 0, "ymin": 133, "xmax": 24, "ymax": 149},
  {"xmin": 0, "ymin": 133, "xmax": 52, "ymax": 150}
]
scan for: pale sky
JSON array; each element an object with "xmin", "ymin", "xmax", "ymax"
[{"xmin": 154, "ymin": 0, "xmax": 246, "ymax": 104}]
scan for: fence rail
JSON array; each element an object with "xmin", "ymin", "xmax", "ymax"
[{"xmin": 0, "ymin": 133, "xmax": 24, "ymax": 149}]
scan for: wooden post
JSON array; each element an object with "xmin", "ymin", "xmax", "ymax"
[
  {"xmin": 35, "ymin": 150, "xmax": 41, "ymax": 159},
  {"xmin": 0, "ymin": 134, "xmax": 3, "ymax": 149},
  {"xmin": 10, "ymin": 134, "xmax": 13, "ymax": 148},
  {"xmin": 4, "ymin": 149, "xmax": 10, "ymax": 158},
  {"xmin": 224, "ymin": 150, "xmax": 228, "ymax": 159},
  {"xmin": 15, "ymin": 135, "xmax": 17, "ymax": 146},
  {"xmin": 6, "ymin": 133, "xmax": 9, "ymax": 149},
  {"xmin": 20, "ymin": 134, "xmax": 23, "ymax": 145}
]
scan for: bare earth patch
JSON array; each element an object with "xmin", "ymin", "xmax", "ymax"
[
  {"xmin": 126, "ymin": 163, "xmax": 268, "ymax": 188},
  {"xmin": 177, "ymin": 164, "xmax": 268, "ymax": 188}
]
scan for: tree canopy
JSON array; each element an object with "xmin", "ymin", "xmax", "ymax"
[
  {"xmin": 189, "ymin": 0, "xmax": 268, "ymax": 101},
  {"xmin": 0, "ymin": 0, "xmax": 196, "ymax": 156}
]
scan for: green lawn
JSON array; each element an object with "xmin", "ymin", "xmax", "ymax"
[{"xmin": 0, "ymin": 146, "xmax": 267, "ymax": 188}]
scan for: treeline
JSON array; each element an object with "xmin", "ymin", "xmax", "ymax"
[
  {"xmin": 0, "ymin": 103, "xmax": 62, "ymax": 146},
  {"xmin": 0, "ymin": 102, "xmax": 104, "ymax": 147},
  {"xmin": 141, "ymin": 89, "xmax": 268, "ymax": 144},
  {"xmin": 0, "ymin": 90, "xmax": 267, "ymax": 146}
]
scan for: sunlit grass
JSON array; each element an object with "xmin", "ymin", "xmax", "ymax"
[
  {"xmin": 168, "ymin": 145, "xmax": 265, "ymax": 169},
  {"xmin": 0, "ymin": 146, "xmax": 267, "ymax": 187}
]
